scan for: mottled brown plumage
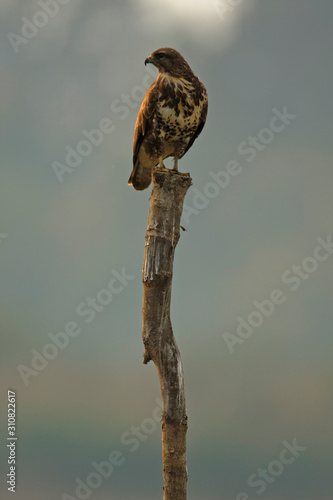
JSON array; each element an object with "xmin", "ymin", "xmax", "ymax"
[{"xmin": 128, "ymin": 48, "xmax": 208, "ymax": 191}]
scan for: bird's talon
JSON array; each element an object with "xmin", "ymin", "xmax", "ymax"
[{"xmin": 154, "ymin": 165, "xmax": 169, "ymax": 174}]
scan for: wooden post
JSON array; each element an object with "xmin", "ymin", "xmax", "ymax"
[{"xmin": 142, "ymin": 168, "xmax": 192, "ymax": 499}]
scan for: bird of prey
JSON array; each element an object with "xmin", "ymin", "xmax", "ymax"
[{"xmin": 128, "ymin": 47, "xmax": 208, "ymax": 191}]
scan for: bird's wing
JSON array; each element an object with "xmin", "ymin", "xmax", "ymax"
[
  {"xmin": 183, "ymin": 98, "xmax": 208, "ymax": 156},
  {"xmin": 133, "ymin": 82, "xmax": 159, "ymax": 166}
]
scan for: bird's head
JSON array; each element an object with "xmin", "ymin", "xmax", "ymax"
[{"xmin": 145, "ymin": 47, "xmax": 193, "ymax": 78}]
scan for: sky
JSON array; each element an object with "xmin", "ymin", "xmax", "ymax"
[{"xmin": 1, "ymin": 1, "xmax": 333, "ymax": 499}]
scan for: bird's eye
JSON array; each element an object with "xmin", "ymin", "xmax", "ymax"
[{"xmin": 156, "ymin": 53, "xmax": 165, "ymax": 60}]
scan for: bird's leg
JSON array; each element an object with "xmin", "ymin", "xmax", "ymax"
[
  {"xmin": 172, "ymin": 156, "xmax": 179, "ymax": 172},
  {"xmin": 154, "ymin": 156, "xmax": 169, "ymax": 173},
  {"xmin": 172, "ymin": 154, "xmax": 189, "ymax": 177}
]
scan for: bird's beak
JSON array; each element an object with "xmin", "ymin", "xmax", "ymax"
[{"xmin": 145, "ymin": 55, "xmax": 153, "ymax": 66}]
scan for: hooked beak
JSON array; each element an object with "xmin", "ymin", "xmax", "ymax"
[{"xmin": 144, "ymin": 55, "xmax": 153, "ymax": 66}]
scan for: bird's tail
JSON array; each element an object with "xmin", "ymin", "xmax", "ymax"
[{"xmin": 128, "ymin": 161, "xmax": 152, "ymax": 191}]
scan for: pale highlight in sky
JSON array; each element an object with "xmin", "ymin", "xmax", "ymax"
[
  {"xmin": 141, "ymin": 0, "xmax": 257, "ymax": 22},
  {"xmin": 143, "ymin": 0, "xmax": 216, "ymax": 19},
  {"xmin": 140, "ymin": 0, "xmax": 258, "ymax": 49}
]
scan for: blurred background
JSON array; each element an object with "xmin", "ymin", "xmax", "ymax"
[{"xmin": 1, "ymin": 1, "xmax": 333, "ymax": 499}]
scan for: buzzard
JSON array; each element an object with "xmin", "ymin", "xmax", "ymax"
[{"xmin": 128, "ymin": 47, "xmax": 208, "ymax": 191}]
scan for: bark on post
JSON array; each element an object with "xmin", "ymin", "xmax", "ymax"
[{"xmin": 142, "ymin": 168, "xmax": 192, "ymax": 500}]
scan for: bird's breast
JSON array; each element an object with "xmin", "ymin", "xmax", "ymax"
[{"xmin": 156, "ymin": 99, "xmax": 202, "ymax": 140}]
